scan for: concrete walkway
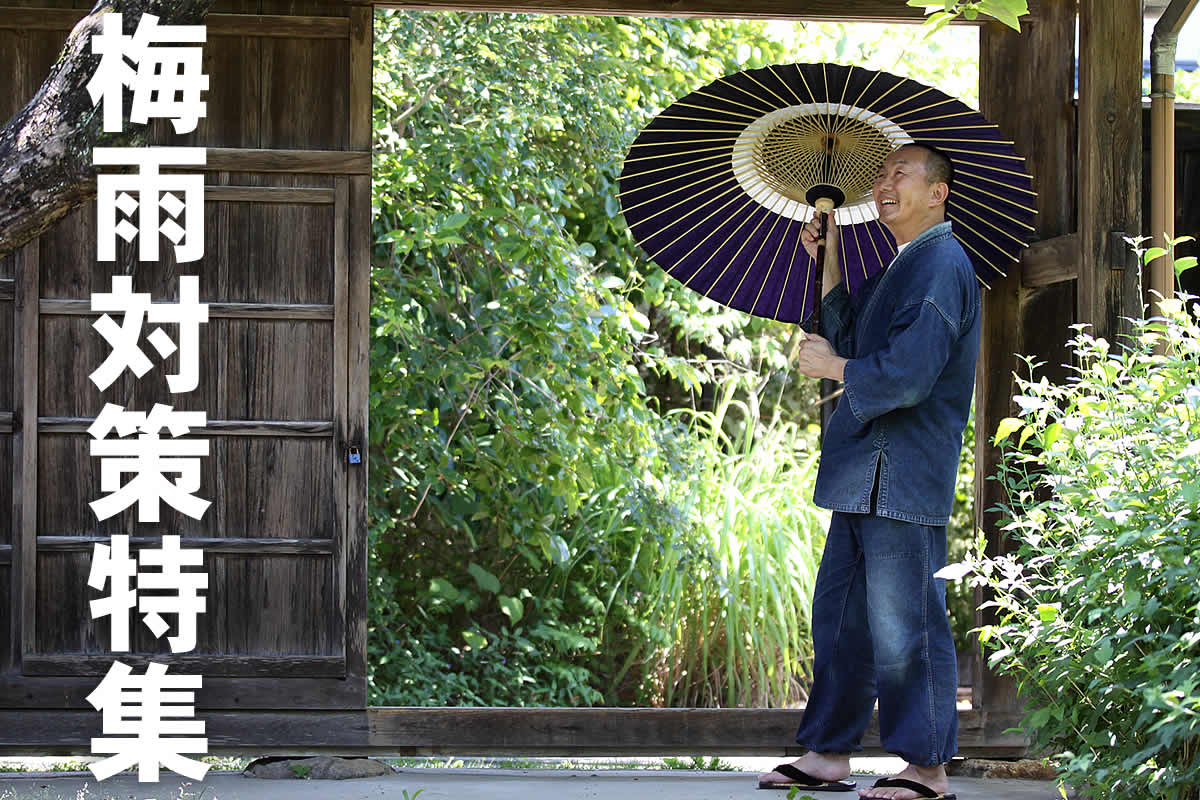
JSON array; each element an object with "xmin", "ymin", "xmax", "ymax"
[{"xmin": 0, "ymin": 767, "xmax": 1067, "ymax": 800}]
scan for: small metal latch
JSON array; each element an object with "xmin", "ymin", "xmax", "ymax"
[{"xmin": 347, "ymin": 446, "xmax": 362, "ymax": 465}]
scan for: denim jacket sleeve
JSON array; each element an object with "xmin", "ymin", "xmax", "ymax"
[{"xmin": 839, "ymin": 295, "xmax": 961, "ymax": 424}]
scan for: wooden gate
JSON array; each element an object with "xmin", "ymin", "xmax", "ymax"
[{"xmin": 0, "ymin": 0, "xmax": 372, "ymax": 726}]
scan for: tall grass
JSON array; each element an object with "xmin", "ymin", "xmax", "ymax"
[{"xmin": 638, "ymin": 382, "xmax": 829, "ymax": 708}]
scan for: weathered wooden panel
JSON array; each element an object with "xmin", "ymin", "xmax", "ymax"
[
  {"xmin": 0, "ymin": 569, "xmax": 9, "ymax": 670},
  {"xmin": 37, "ymin": 435, "xmax": 337, "ymax": 538},
  {"xmin": 39, "ymin": 189, "xmax": 336, "ymax": 306},
  {"xmin": 213, "ymin": 190, "xmax": 337, "ymax": 305},
  {"xmin": 204, "ymin": 554, "xmax": 340, "ymax": 655},
  {"xmin": 0, "ymin": 27, "xmax": 67, "ymax": 123},
  {"xmin": 0, "ymin": 301, "xmax": 12, "ymax": 411},
  {"xmin": 170, "ymin": 33, "xmax": 262, "ymax": 150},
  {"xmin": 0, "ymin": 437, "xmax": 11, "ymax": 547},
  {"xmin": 34, "ymin": 550, "xmax": 338, "ymax": 657},
  {"xmin": 260, "ymin": 36, "xmax": 350, "ymax": 150},
  {"xmin": 216, "ymin": 436, "xmax": 338, "ymax": 538},
  {"xmin": 39, "ymin": 316, "xmax": 333, "ymax": 419}
]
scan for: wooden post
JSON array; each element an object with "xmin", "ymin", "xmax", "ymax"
[
  {"xmin": 976, "ymin": 0, "xmax": 1077, "ymax": 714},
  {"xmin": 1078, "ymin": 0, "xmax": 1144, "ymax": 343}
]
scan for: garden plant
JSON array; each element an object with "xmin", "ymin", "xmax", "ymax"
[{"xmin": 964, "ymin": 242, "xmax": 1200, "ymax": 799}]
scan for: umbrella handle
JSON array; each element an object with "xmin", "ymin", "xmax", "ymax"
[{"xmin": 811, "ymin": 198, "xmax": 836, "ymax": 337}]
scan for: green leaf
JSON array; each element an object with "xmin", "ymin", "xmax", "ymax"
[
  {"xmin": 468, "ymin": 562, "xmax": 501, "ymax": 594},
  {"xmin": 1143, "ymin": 246, "xmax": 1169, "ymax": 264},
  {"xmin": 548, "ymin": 534, "xmax": 570, "ymax": 565},
  {"xmin": 429, "ymin": 578, "xmax": 460, "ymax": 602},
  {"xmin": 462, "ymin": 630, "xmax": 488, "ymax": 650},
  {"xmin": 498, "ymin": 594, "xmax": 524, "ymax": 624},
  {"xmin": 1037, "ymin": 603, "xmax": 1059, "ymax": 623},
  {"xmin": 1042, "ymin": 422, "xmax": 1062, "ymax": 450},
  {"xmin": 1017, "ymin": 424, "xmax": 1036, "ymax": 450},
  {"xmin": 1174, "ymin": 256, "xmax": 1198, "ymax": 278},
  {"xmin": 995, "ymin": 417, "xmax": 1023, "ymax": 444}
]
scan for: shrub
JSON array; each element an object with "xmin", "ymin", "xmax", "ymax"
[{"xmin": 966, "ymin": 244, "xmax": 1200, "ymax": 799}]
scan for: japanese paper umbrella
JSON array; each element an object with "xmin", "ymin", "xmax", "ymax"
[{"xmin": 618, "ymin": 62, "xmax": 1037, "ymax": 326}]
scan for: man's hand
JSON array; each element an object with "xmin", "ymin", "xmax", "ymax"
[{"xmin": 794, "ymin": 333, "xmax": 847, "ymax": 382}]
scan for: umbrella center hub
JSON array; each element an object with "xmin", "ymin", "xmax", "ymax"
[{"xmin": 753, "ymin": 113, "xmax": 895, "ymax": 208}]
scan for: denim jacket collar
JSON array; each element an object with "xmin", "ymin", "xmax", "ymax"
[{"xmin": 889, "ymin": 221, "xmax": 953, "ymax": 272}]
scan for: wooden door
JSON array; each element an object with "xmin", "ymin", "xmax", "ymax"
[{"xmin": 0, "ymin": 1, "xmax": 372, "ymax": 720}]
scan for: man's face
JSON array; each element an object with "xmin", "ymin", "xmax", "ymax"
[{"xmin": 872, "ymin": 146, "xmax": 936, "ymax": 233}]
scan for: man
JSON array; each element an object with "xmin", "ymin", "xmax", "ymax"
[{"xmin": 757, "ymin": 144, "xmax": 979, "ymax": 800}]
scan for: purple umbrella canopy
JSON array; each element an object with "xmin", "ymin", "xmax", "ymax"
[{"xmin": 618, "ymin": 62, "xmax": 1037, "ymax": 323}]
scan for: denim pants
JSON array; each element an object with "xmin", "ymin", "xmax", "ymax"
[{"xmin": 794, "ymin": 511, "xmax": 958, "ymax": 766}]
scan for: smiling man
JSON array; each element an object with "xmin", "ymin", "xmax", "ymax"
[{"xmin": 757, "ymin": 144, "xmax": 980, "ymax": 800}]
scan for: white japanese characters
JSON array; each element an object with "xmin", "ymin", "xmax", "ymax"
[
  {"xmin": 88, "ymin": 534, "xmax": 208, "ymax": 653},
  {"xmin": 87, "ymin": 661, "xmax": 210, "ymax": 782},
  {"xmin": 94, "ymin": 148, "xmax": 206, "ymax": 263},
  {"xmin": 85, "ymin": 13, "xmax": 211, "ymax": 784},
  {"xmin": 87, "ymin": 13, "xmax": 208, "ymax": 134},
  {"xmin": 90, "ymin": 275, "xmax": 210, "ymax": 393}
]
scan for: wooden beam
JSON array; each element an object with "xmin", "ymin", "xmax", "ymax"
[
  {"xmin": 22, "ymin": 655, "xmax": 345, "ymax": 678},
  {"xmin": 0, "ymin": 9, "xmax": 351, "ymax": 37},
  {"xmin": 39, "ymin": 299, "xmax": 336, "ymax": 320},
  {"xmin": 204, "ymin": 148, "xmax": 371, "ymax": 174},
  {"xmin": 0, "ymin": 708, "xmax": 1029, "ymax": 757},
  {"xmin": 36, "ymin": 417, "xmax": 335, "ymax": 437},
  {"xmin": 0, "ymin": 411, "xmax": 11, "ymax": 433},
  {"xmin": 378, "ymin": 0, "xmax": 1041, "ymax": 21},
  {"xmin": 1078, "ymin": 0, "xmax": 1144, "ymax": 343},
  {"xmin": 0, "ymin": 277, "xmax": 12, "ymax": 301},
  {"xmin": 35, "ymin": 536, "xmax": 335, "ymax": 554},
  {"xmin": 1020, "ymin": 233, "xmax": 1080, "ymax": 287},
  {"xmin": 977, "ymin": 0, "xmax": 1078, "ymax": 715},
  {"xmin": 204, "ymin": 186, "xmax": 337, "ymax": 204}
]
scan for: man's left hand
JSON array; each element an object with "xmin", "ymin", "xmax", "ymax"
[{"xmin": 795, "ymin": 333, "xmax": 848, "ymax": 382}]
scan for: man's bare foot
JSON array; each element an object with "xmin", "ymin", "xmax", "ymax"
[
  {"xmin": 758, "ymin": 751, "xmax": 852, "ymax": 787},
  {"xmin": 857, "ymin": 762, "xmax": 950, "ymax": 799}
]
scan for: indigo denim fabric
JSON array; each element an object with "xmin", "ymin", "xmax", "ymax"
[
  {"xmin": 806, "ymin": 221, "xmax": 980, "ymax": 525},
  {"xmin": 794, "ymin": 512, "xmax": 959, "ymax": 765}
]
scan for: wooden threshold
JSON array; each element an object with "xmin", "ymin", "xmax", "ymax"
[{"xmin": 0, "ymin": 708, "xmax": 1029, "ymax": 757}]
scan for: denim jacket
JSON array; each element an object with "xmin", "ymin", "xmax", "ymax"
[{"xmin": 808, "ymin": 221, "xmax": 980, "ymax": 525}]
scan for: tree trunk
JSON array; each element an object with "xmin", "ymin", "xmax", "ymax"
[{"xmin": 0, "ymin": 0, "xmax": 212, "ymax": 258}]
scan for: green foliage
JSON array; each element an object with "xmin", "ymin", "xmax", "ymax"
[
  {"xmin": 908, "ymin": 0, "xmax": 1030, "ymax": 32},
  {"xmin": 368, "ymin": 10, "xmax": 831, "ymax": 708},
  {"xmin": 966, "ymin": 246, "xmax": 1200, "ymax": 799},
  {"xmin": 638, "ymin": 385, "xmax": 828, "ymax": 708}
]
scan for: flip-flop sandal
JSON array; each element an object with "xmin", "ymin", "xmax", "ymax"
[
  {"xmin": 757, "ymin": 763, "xmax": 856, "ymax": 791},
  {"xmin": 863, "ymin": 777, "xmax": 957, "ymax": 799}
]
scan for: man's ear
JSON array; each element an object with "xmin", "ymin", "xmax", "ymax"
[{"xmin": 929, "ymin": 181, "xmax": 949, "ymax": 207}]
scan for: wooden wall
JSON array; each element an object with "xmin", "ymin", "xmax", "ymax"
[{"xmin": 0, "ymin": 0, "xmax": 371, "ymax": 713}]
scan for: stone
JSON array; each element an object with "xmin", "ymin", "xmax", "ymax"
[{"xmin": 243, "ymin": 756, "xmax": 395, "ymax": 780}]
